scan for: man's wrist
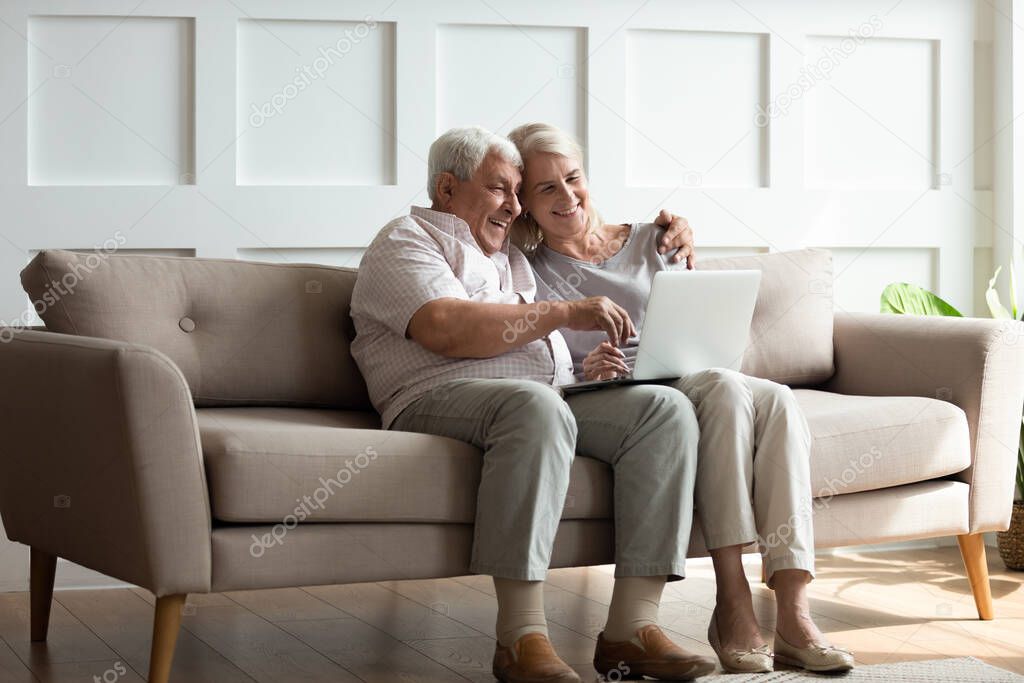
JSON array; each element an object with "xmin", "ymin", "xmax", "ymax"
[{"xmin": 549, "ymin": 300, "xmax": 571, "ymax": 329}]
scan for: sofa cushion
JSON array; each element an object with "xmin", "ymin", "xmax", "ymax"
[
  {"xmin": 197, "ymin": 407, "xmax": 612, "ymax": 523},
  {"xmin": 699, "ymin": 249, "xmax": 834, "ymax": 385},
  {"xmin": 21, "ymin": 250, "xmax": 370, "ymax": 409},
  {"xmin": 794, "ymin": 389, "xmax": 971, "ymax": 498}
]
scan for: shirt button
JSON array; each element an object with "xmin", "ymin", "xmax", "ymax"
[{"xmin": 178, "ymin": 316, "xmax": 196, "ymax": 333}]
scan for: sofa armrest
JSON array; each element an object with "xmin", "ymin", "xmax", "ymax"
[
  {"xmin": 0, "ymin": 329, "xmax": 211, "ymax": 595},
  {"xmin": 823, "ymin": 312, "xmax": 1024, "ymax": 533}
]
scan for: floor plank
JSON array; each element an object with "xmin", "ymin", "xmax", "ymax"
[
  {"xmin": 54, "ymin": 589, "xmax": 253, "ymax": 683},
  {"xmin": 19, "ymin": 658, "xmax": 144, "ymax": 683},
  {"xmin": 404, "ymin": 636, "xmax": 495, "ymax": 683},
  {"xmin": 0, "ymin": 545, "xmax": 1020, "ymax": 680},
  {"xmin": 0, "ymin": 638, "xmax": 35, "ymax": 683},
  {"xmin": 304, "ymin": 583, "xmax": 482, "ymax": 642},
  {"xmin": 223, "ymin": 588, "xmax": 352, "ymax": 624},
  {"xmin": 377, "ymin": 578, "xmax": 498, "ymax": 636},
  {"xmin": 172, "ymin": 602, "xmax": 362, "ymax": 682},
  {"xmin": 0, "ymin": 592, "xmax": 118, "ymax": 670},
  {"xmin": 280, "ymin": 617, "xmax": 471, "ymax": 682}
]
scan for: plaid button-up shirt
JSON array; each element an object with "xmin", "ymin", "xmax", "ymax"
[{"xmin": 351, "ymin": 206, "xmax": 576, "ymax": 428}]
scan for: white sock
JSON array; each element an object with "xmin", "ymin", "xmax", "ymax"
[
  {"xmin": 493, "ymin": 577, "xmax": 549, "ymax": 647},
  {"xmin": 603, "ymin": 575, "xmax": 666, "ymax": 642}
]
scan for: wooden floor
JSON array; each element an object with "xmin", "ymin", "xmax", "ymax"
[{"xmin": 0, "ymin": 546, "xmax": 1022, "ymax": 682}]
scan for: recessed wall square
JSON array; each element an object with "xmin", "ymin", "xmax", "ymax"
[
  {"xmin": 27, "ymin": 15, "xmax": 195, "ymax": 186},
  {"xmin": 804, "ymin": 36, "xmax": 937, "ymax": 190},
  {"xmin": 236, "ymin": 18, "xmax": 396, "ymax": 186},
  {"xmin": 626, "ymin": 29, "xmax": 767, "ymax": 188},
  {"xmin": 436, "ymin": 24, "xmax": 585, "ymax": 142}
]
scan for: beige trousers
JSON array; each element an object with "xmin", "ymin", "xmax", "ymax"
[{"xmin": 671, "ymin": 368, "xmax": 815, "ymax": 585}]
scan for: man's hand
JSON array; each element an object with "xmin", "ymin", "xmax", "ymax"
[
  {"xmin": 653, "ymin": 209, "xmax": 695, "ymax": 269},
  {"xmin": 582, "ymin": 341, "xmax": 630, "ymax": 380},
  {"xmin": 562, "ymin": 296, "xmax": 636, "ymax": 346}
]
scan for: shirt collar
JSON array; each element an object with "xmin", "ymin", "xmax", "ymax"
[{"xmin": 411, "ymin": 205, "xmax": 511, "ymax": 260}]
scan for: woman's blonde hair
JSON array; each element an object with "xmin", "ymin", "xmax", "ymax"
[{"xmin": 507, "ymin": 123, "xmax": 601, "ymax": 254}]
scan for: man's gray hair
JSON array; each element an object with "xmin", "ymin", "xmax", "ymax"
[{"xmin": 427, "ymin": 126, "xmax": 522, "ymax": 203}]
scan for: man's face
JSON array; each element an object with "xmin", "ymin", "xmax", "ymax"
[{"xmin": 438, "ymin": 151, "xmax": 522, "ymax": 255}]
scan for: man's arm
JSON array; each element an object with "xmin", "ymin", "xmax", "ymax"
[
  {"xmin": 408, "ymin": 296, "xmax": 636, "ymax": 359},
  {"xmin": 653, "ymin": 209, "xmax": 696, "ymax": 268}
]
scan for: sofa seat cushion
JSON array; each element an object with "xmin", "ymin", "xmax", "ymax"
[
  {"xmin": 198, "ymin": 407, "xmax": 612, "ymax": 523},
  {"xmin": 795, "ymin": 390, "xmax": 971, "ymax": 498}
]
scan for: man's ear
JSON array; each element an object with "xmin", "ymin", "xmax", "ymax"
[{"xmin": 434, "ymin": 172, "xmax": 457, "ymax": 209}]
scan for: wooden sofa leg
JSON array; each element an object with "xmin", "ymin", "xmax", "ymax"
[
  {"xmin": 148, "ymin": 594, "xmax": 186, "ymax": 683},
  {"xmin": 30, "ymin": 548, "xmax": 57, "ymax": 642},
  {"xmin": 957, "ymin": 533, "xmax": 994, "ymax": 620}
]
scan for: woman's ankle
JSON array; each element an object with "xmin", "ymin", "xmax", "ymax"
[
  {"xmin": 775, "ymin": 609, "xmax": 824, "ymax": 646},
  {"xmin": 712, "ymin": 602, "xmax": 766, "ymax": 648}
]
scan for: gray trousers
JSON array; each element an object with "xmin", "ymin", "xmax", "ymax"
[
  {"xmin": 391, "ymin": 378, "xmax": 699, "ymax": 582},
  {"xmin": 671, "ymin": 368, "xmax": 815, "ymax": 585}
]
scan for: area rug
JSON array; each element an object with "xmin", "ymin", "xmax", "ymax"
[{"xmin": 693, "ymin": 657, "xmax": 1022, "ymax": 681}]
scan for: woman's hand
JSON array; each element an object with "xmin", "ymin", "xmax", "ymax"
[
  {"xmin": 582, "ymin": 341, "xmax": 631, "ymax": 380},
  {"xmin": 653, "ymin": 209, "xmax": 696, "ymax": 269}
]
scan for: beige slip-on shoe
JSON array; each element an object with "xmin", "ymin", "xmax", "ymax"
[
  {"xmin": 707, "ymin": 609, "xmax": 773, "ymax": 673},
  {"xmin": 773, "ymin": 631, "xmax": 855, "ymax": 673}
]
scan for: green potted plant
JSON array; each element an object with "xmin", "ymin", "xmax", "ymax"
[{"xmin": 881, "ymin": 267, "xmax": 1024, "ymax": 570}]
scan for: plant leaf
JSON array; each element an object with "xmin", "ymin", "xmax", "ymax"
[
  {"xmin": 880, "ymin": 283, "xmax": 963, "ymax": 317},
  {"xmin": 986, "ymin": 266, "xmax": 1013, "ymax": 320}
]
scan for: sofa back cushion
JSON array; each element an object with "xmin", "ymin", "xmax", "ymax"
[
  {"xmin": 22, "ymin": 250, "xmax": 371, "ymax": 409},
  {"xmin": 698, "ymin": 248, "xmax": 834, "ymax": 385}
]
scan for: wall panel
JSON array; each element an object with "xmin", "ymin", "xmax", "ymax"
[
  {"xmin": 436, "ymin": 24, "xmax": 585, "ymax": 141},
  {"xmin": 27, "ymin": 15, "xmax": 194, "ymax": 185},
  {"xmin": 804, "ymin": 36, "xmax": 938, "ymax": 190},
  {"xmin": 236, "ymin": 17, "xmax": 396, "ymax": 185},
  {"xmin": 626, "ymin": 29, "xmax": 767, "ymax": 188}
]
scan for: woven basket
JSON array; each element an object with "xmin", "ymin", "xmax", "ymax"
[{"xmin": 997, "ymin": 502, "xmax": 1024, "ymax": 570}]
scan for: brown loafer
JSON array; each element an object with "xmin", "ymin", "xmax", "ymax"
[
  {"xmin": 594, "ymin": 625, "xmax": 717, "ymax": 680},
  {"xmin": 492, "ymin": 632, "xmax": 582, "ymax": 683}
]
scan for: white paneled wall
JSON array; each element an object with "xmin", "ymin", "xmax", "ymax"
[
  {"xmin": 0, "ymin": 0, "xmax": 1003, "ymax": 320},
  {"xmin": 0, "ymin": 0, "xmax": 1014, "ymax": 587}
]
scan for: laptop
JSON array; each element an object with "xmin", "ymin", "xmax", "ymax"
[{"xmin": 561, "ymin": 269, "xmax": 762, "ymax": 394}]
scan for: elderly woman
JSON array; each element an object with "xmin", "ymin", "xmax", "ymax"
[{"xmin": 508, "ymin": 123, "xmax": 854, "ymax": 674}]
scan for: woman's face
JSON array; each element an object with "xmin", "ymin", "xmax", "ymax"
[{"xmin": 520, "ymin": 151, "xmax": 591, "ymax": 241}]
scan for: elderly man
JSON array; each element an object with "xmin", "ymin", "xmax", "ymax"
[{"xmin": 350, "ymin": 126, "xmax": 713, "ymax": 683}]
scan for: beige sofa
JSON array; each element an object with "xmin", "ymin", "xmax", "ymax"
[{"xmin": 2, "ymin": 248, "xmax": 1023, "ymax": 683}]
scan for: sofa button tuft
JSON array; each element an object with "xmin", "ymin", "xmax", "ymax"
[{"xmin": 179, "ymin": 316, "xmax": 196, "ymax": 333}]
